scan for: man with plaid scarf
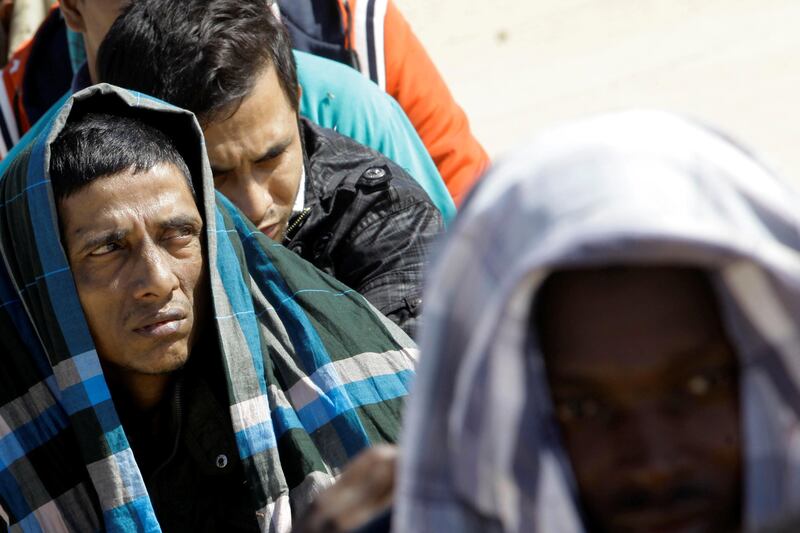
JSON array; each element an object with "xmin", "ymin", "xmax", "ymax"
[{"xmin": 0, "ymin": 84, "xmax": 416, "ymax": 532}]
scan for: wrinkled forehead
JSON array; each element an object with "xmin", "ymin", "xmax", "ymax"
[{"xmin": 56, "ymin": 163, "xmax": 203, "ymax": 252}]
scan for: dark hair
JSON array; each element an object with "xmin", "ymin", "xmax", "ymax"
[
  {"xmin": 49, "ymin": 112, "xmax": 194, "ymax": 202},
  {"xmin": 97, "ymin": 0, "xmax": 299, "ymax": 123}
]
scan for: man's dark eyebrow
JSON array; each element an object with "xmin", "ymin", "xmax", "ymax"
[
  {"xmin": 159, "ymin": 214, "xmax": 203, "ymax": 232},
  {"xmin": 74, "ymin": 216, "xmax": 202, "ymax": 255},
  {"xmin": 551, "ymin": 340, "xmax": 736, "ymax": 386},
  {"xmin": 210, "ymin": 138, "xmax": 292, "ymax": 175},
  {"xmin": 255, "ymin": 138, "xmax": 292, "ymax": 163},
  {"xmin": 77, "ymin": 229, "xmax": 128, "ymax": 255},
  {"xmin": 661, "ymin": 341, "xmax": 737, "ymax": 374}
]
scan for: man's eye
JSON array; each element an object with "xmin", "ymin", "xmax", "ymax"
[
  {"xmin": 256, "ymin": 148, "xmax": 286, "ymax": 167},
  {"xmin": 554, "ymin": 397, "xmax": 604, "ymax": 423},
  {"xmin": 684, "ymin": 369, "xmax": 731, "ymax": 397},
  {"xmin": 89, "ymin": 243, "xmax": 121, "ymax": 256},
  {"xmin": 686, "ymin": 374, "xmax": 712, "ymax": 396},
  {"xmin": 165, "ymin": 226, "xmax": 199, "ymax": 242}
]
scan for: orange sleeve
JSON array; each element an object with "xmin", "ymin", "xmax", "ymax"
[{"xmin": 382, "ymin": 1, "xmax": 489, "ymax": 205}]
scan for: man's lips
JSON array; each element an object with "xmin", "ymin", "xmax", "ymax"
[
  {"xmin": 132, "ymin": 309, "xmax": 188, "ymax": 337},
  {"xmin": 610, "ymin": 500, "xmax": 710, "ymax": 533},
  {"xmin": 259, "ymin": 221, "xmax": 282, "ymax": 240}
]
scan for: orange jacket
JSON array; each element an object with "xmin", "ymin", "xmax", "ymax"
[{"xmin": 338, "ymin": 0, "xmax": 489, "ymax": 204}]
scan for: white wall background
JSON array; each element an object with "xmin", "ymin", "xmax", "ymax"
[{"xmin": 395, "ymin": 0, "xmax": 800, "ymax": 183}]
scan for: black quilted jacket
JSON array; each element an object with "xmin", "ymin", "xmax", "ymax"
[{"xmin": 284, "ymin": 119, "xmax": 444, "ymax": 338}]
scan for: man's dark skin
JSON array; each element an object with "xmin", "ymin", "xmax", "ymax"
[{"xmin": 537, "ymin": 266, "xmax": 742, "ymax": 533}]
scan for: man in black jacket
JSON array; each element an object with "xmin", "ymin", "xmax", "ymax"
[{"xmin": 98, "ymin": 0, "xmax": 443, "ymax": 337}]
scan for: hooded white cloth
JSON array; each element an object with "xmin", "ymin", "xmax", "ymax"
[{"xmin": 394, "ymin": 111, "xmax": 800, "ymax": 532}]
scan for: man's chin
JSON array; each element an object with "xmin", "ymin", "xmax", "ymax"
[
  {"xmin": 107, "ymin": 337, "xmax": 192, "ymax": 376},
  {"xmin": 131, "ymin": 347, "xmax": 191, "ymax": 375},
  {"xmin": 605, "ymin": 500, "xmax": 722, "ymax": 533}
]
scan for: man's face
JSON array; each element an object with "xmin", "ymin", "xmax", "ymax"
[
  {"xmin": 203, "ymin": 65, "xmax": 304, "ymax": 241},
  {"xmin": 59, "ymin": 163, "xmax": 206, "ymax": 377},
  {"xmin": 537, "ymin": 267, "xmax": 741, "ymax": 533}
]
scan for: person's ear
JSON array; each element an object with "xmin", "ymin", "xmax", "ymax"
[
  {"xmin": 297, "ymin": 85, "xmax": 303, "ymax": 104},
  {"xmin": 60, "ymin": 0, "xmax": 88, "ymax": 33}
]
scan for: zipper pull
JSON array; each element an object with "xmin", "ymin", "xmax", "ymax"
[{"xmin": 284, "ymin": 207, "xmax": 313, "ymax": 241}]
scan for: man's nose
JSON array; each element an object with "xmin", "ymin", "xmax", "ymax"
[
  {"xmin": 614, "ymin": 409, "xmax": 683, "ymax": 488},
  {"xmin": 227, "ymin": 173, "xmax": 271, "ymax": 226},
  {"xmin": 132, "ymin": 246, "xmax": 180, "ymax": 300}
]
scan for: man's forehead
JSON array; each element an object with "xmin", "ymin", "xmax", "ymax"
[
  {"xmin": 203, "ymin": 67, "xmax": 297, "ymax": 164},
  {"xmin": 537, "ymin": 266, "xmax": 732, "ymax": 374},
  {"xmin": 205, "ymin": 117, "xmax": 280, "ymax": 156},
  {"xmin": 537, "ymin": 266, "xmax": 719, "ymax": 326},
  {"xmin": 60, "ymin": 164, "xmax": 200, "ymax": 234}
]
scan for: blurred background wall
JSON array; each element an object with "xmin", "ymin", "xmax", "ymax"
[{"xmin": 395, "ymin": 0, "xmax": 800, "ymax": 184}]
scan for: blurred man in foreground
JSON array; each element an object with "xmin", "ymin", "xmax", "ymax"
[
  {"xmin": 395, "ymin": 111, "xmax": 800, "ymax": 532},
  {"xmin": 536, "ymin": 266, "xmax": 741, "ymax": 532}
]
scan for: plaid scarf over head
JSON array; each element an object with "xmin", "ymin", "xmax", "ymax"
[{"xmin": 0, "ymin": 84, "xmax": 416, "ymax": 532}]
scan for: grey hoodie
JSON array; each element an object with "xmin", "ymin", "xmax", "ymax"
[{"xmin": 394, "ymin": 111, "xmax": 800, "ymax": 532}]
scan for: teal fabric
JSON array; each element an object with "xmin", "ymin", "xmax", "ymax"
[
  {"xmin": 67, "ymin": 26, "xmax": 87, "ymax": 73},
  {"xmin": 295, "ymin": 51, "xmax": 455, "ymax": 223},
  {"xmin": 66, "ymin": 30, "xmax": 455, "ymax": 223}
]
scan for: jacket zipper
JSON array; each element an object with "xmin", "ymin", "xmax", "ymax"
[
  {"xmin": 148, "ymin": 378, "xmax": 184, "ymax": 485},
  {"xmin": 285, "ymin": 207, "xmax": 312, "ymax": 241}
]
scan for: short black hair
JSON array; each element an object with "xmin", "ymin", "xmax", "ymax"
[
  {"xmin": 49, "ymin": 112, "xmax": 194, "ymax": 202},
  {"xmin": 97, "ymin": 0, "xmax": 299, "ymax": 123}
]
